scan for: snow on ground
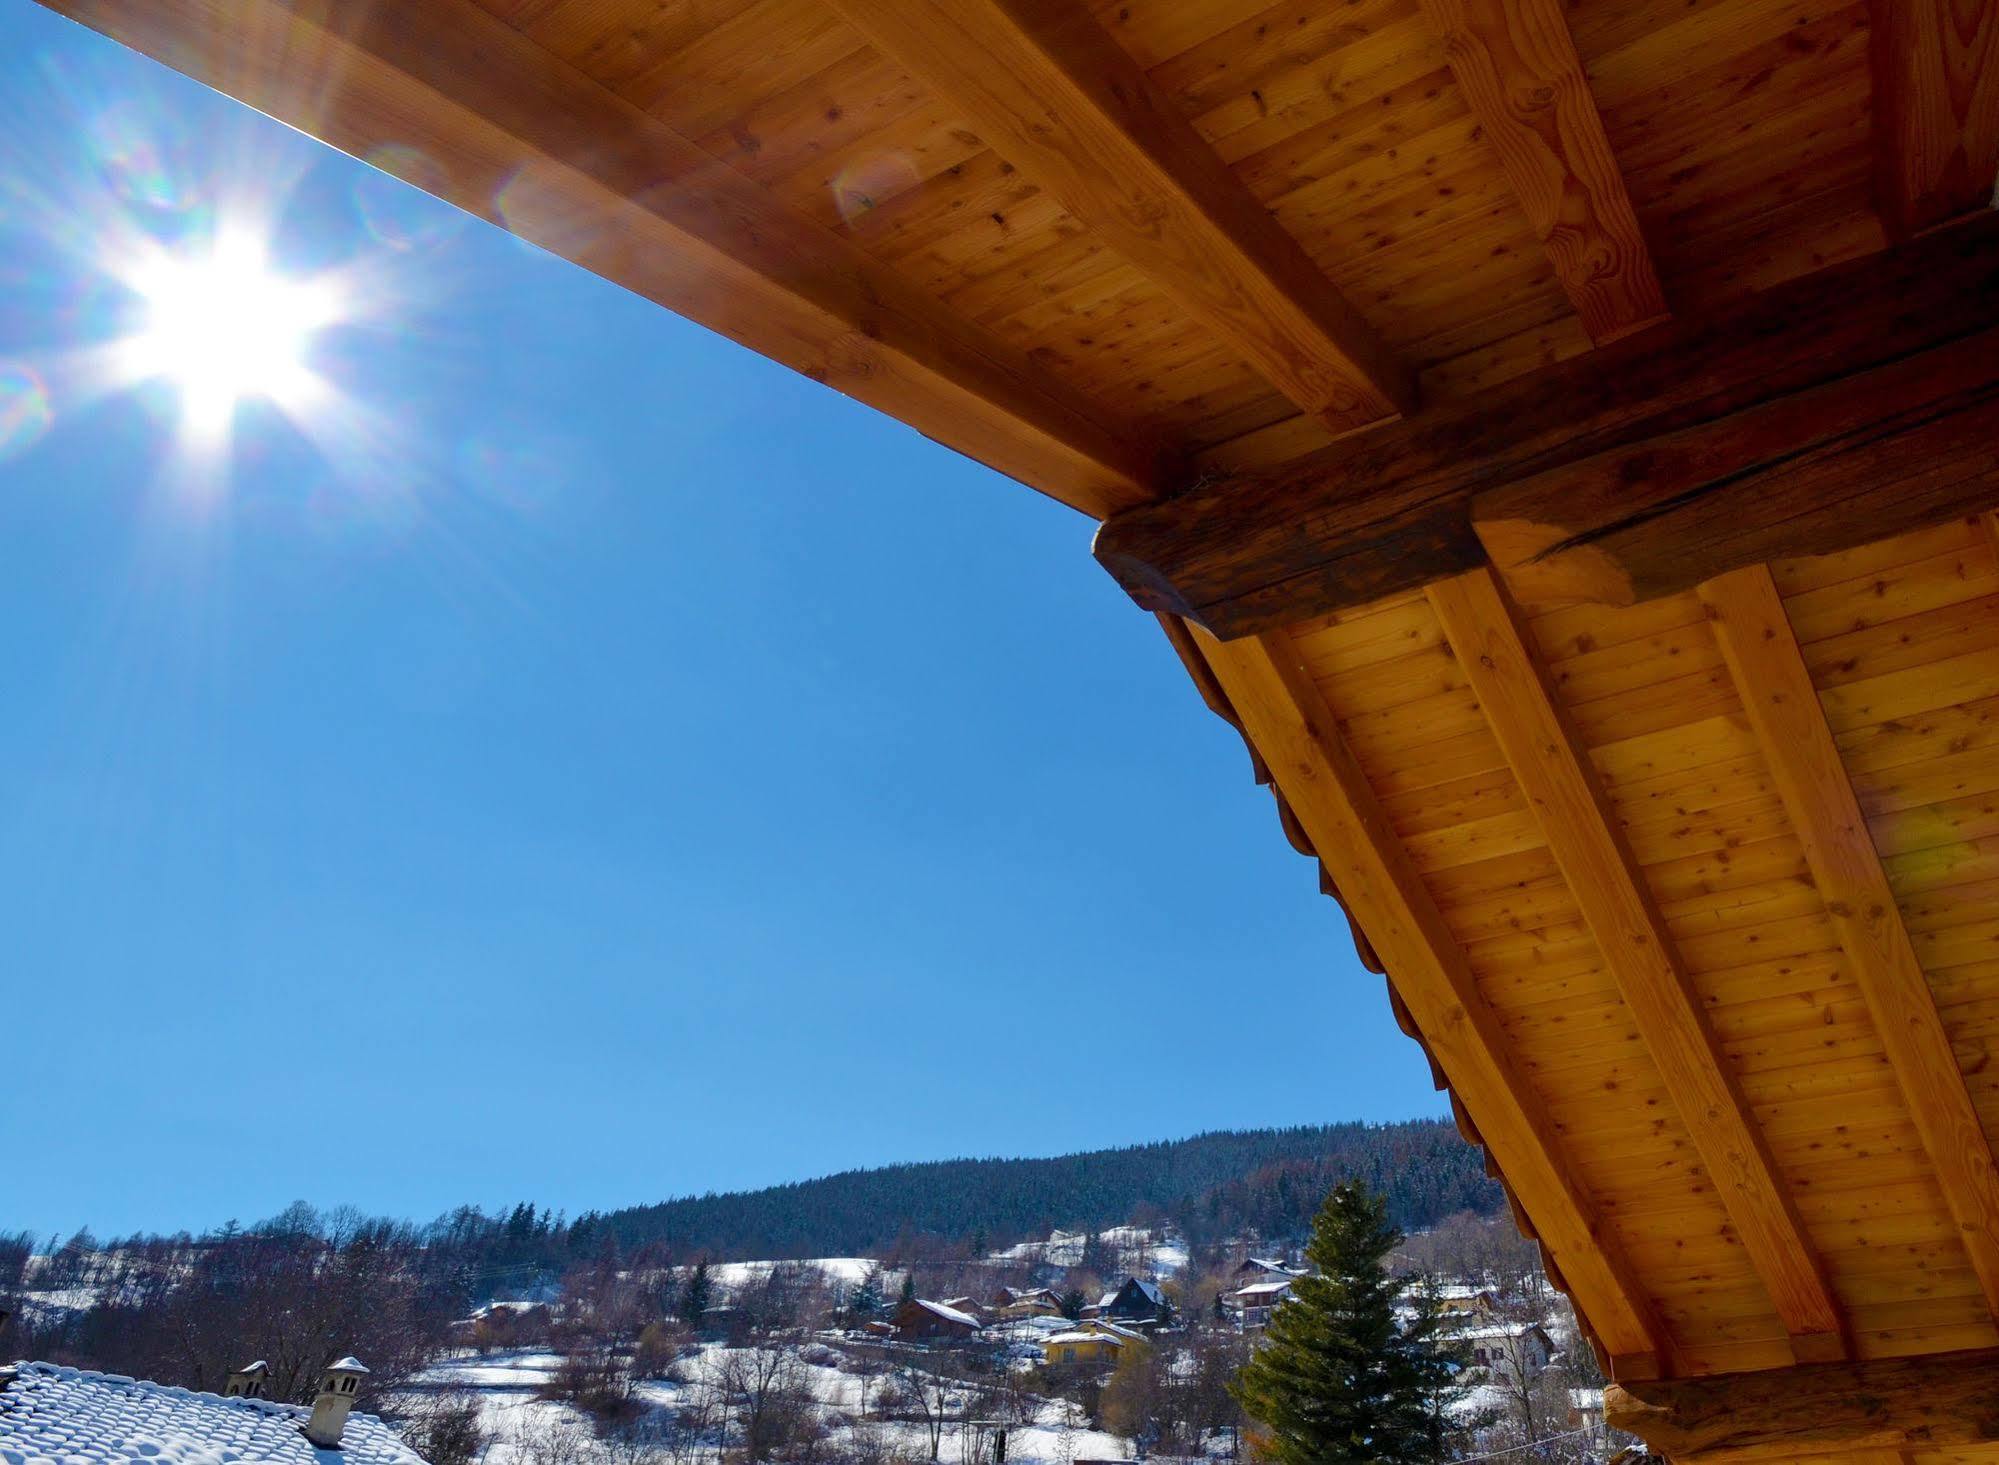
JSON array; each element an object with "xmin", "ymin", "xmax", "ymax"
[
  {"xmin": 421, "ymin": 1342, "xmax": 1135, "ymax": 1465},
  {"xmin": 991, "ymin": 1227, "xmax": 1185, "ymax": 1277},
  {"xmin": 702, "ymin": 1257, "xmax": 887, "ymax": 1290}
]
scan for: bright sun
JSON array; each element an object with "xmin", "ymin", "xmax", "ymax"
[{"xmin": 118, "ymin": 229, "xmax": 342, "ymax": 441}]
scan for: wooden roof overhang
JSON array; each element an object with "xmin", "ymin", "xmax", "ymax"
[{"xmin": 40, "ymin": 0, "xmax": 1999, "ymax": 1458}]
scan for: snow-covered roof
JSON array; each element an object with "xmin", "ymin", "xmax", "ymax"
[
  {"xmin": 1240, "ymin": 1257, "xmax": 1300, "ymax": 1273},
  {"xmin": 327, "ymin": 1358, "xmax": 369, "ymax": 1374},
  {"xmin": 1234, "ymin": 1279, "xmax": 1296, "ymax": 1298},
  {"xmin": 0, "ymin": 1363, "xmax": 427, "ymax": 1465},
  {"xmin": 1083, "ymin": 1320, "xmax": 1146, "ymax": 1342},
  {"xmin": 471, "ymin": 1301, "xmax": 546, "ymax": 1319},
  {"xmin": 908, "ymin": 1299, "xmax": 981, "ymax": 1328},
  {"xmin": 1045, "ymin": 1332, "xmax": 1121, "ymax": 1347}
]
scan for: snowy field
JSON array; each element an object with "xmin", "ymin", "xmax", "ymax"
[{"xmin": 420, "ymin": 1344, "xmax": 1135, "ymax": 1465}]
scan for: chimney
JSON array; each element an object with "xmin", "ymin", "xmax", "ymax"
[
  {"xmin": 302, "ymin": 1357, "xmax": 368, "ymax": 1449},
  {"xmin": 224, "ymin": 1360, "xmax": 270, "ymax": 1399}
]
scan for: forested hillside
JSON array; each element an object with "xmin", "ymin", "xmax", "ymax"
[{"xmin": 581, "ymin": 1121, "xmax": 1498, "ymax": 1258}]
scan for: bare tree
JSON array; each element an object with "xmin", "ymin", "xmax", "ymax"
[
  {"xmin": 383, "ymin": 1387, "xmax": 492, "ymax": 1465},
  {"xmin": 717, "ymin": 1341, "xmax": 815, "ymax": 1461},
  {"xmin": 894, "ymin": 1359, "xmax": 958, "ymax": 1463}
]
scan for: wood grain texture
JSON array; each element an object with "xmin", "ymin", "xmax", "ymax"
[
  {"xmin": 1416, "ymin": 0, "xmax": 1666, "ymax": 343},
  {"xmin": 1427, "ymin": 567, "xmax": 1845, "ymax": 1359},
  {"xmin": 1092, "ymin": 214, "xmax": 1999, "ymax": 634},
  {"xmin": 819, "ymin": 0, "xmax": 1414, "ymax": 432},
  {"xmin": 1187, "ymin": 624, "xmax": 1667, "ymax": 1375},
  {"xmin": 1607, "ymin": 1346, "xmax": 1999, "ymax": 1460},
  {"xmin": 1475, "ymin": 325, "xmax": 1999, "ymax": 610},
  {"xmin": 1701, "ymin": 565, "xmax": 1999, "ymax": 1324},
  {"xmin": 41, "ymin": 0, "xmax": 1173, "ymax": 520},
  {"xmin": 1872, "ymin": 0, "xmax": 1999, "ymax": 240}
]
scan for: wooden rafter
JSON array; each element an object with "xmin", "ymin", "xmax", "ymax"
[
  {"xmin": 1184, "ymin": 624, "xmax": 1668, "ymax": 1377},
  {"xmin": 1092, "ymin": 215, "xmax": 1999, "ymax": 634},
  {"xmin": 1701, "ymin": 564, "xmax": 1999, "ymax": 1323},
  {"xmin": 1415, "ymin": 0, "xmax": 1666, "ymax": 344},
  {"xmin": 1871, "ymin": 0, "xmax": 1999, "ymax": 241},
  {"xmin": 42, "ymin": 0, "xmax": 1172, "ymax": 521},
  {"xmin": 819, "ymin": 0, "xmax": 1415, "ymax": 433},
  {"xmin": 1607, "ymin": 1346, "xmax": 1999, "ymax": 1461},
  {"xmin": 1426, "ymin": 567, "xmax": 1846, "ymax": 1362}
]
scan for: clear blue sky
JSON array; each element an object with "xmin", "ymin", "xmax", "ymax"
[{"xmin": 1, "ymin": 1, "xmax": 1440, "ymax": 1243}]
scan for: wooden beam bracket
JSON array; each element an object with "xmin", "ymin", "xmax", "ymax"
[{"xmin": 1093, "ymin": 215, "xmax": 1999, "ymax": 634}]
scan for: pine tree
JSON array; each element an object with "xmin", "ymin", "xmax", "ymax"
[
  {"xmin": 678, "ymin": 1261, "xmax": 712, "ymax": 1326},
  {"xmin": 1230, "ymin": 1181, "xmax": 1461, "ymax": 1465},
  {"xmin": 849, "ymin": 1268, "xmax": 885, "ymax": 1322},
  {"xmin": 899, "ymin": 1271, "xmax": 916, "ymax": 1304}
]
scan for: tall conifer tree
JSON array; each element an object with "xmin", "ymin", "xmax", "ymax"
[{"xmin": 1231, "ymin": 1181, "xmax": 1460, "ymax": 1464}]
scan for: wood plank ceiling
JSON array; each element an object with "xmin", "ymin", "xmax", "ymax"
[{"xmin": 39, "ymin": 0, "xmax": 1999, "ymax": 1440}]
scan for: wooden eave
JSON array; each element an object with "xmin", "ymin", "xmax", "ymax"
[{"xmin": 46, "ymin": 0, "xmax": 1999, "ymax": 1451}]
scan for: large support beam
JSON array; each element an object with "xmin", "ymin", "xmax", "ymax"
[
  {"xmin": 1416, "ymin": 0, "xmax": 1666, "ymax": 344},
  {"xmin": 1701, "ymin": 565, "xmax": 1999, "ymax": 1323},
  {"xmin": 41, "ymin": 0, "xmax": 1170, "ymax": 520},
  {"xmin": 1475, "ymin": 325, "xmax": 1999, "ymax": 611},
  {"xmin": 1871, "ymin": 0, "xmax": 1999, "ymax": 241},
  {"xmin": 1606, "ymin": 1347, "xmax": 1999, "ymax": 1461},
  {"xmin": 1427, "ymin": 567, "xmax": 1845, "ymax": 1362},
  {"xmin": 1186, "ymin": 625, "xmax": 1668, "ymax": 1376},
  {"xmin": 820, "ymin": 0, "xmax": 1414, "ymax": 433},
  {"xmin": 1092, "ymin": 215, "xmax": 1999, "ymax": 635}
]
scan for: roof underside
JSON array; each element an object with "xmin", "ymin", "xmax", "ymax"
[{"xmin": 39, "ymin": 0, "xmax": 1999, "ymax": 1447}]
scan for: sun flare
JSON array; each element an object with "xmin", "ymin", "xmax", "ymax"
[{"xmin": 117, "ymin": 228, "xmax": 342, "ymax": 441}]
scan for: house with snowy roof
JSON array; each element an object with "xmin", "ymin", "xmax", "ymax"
[
  {"xmin": 1227, "ymin": 1276, "xmax": 1299, "ymax": 1329},
  {"xmin": 1095, "ymin": 1276, "xmax": 1167, "ymax": 1326},
  {"xmin": 890, "ymin": 1297, "xmax": 982, "ymax": 1342},
  {"xmin": 988, "ymin": 1286, "xmax": 1064, "ymax": 1320},
  {"xmin": 1230, "ymin": 1257, "xmax": 1305, "ymax": 1287},
  {"xmin": 0, "ymin": 1357, "xmax": 424, "ymax": 1465},
  {"xmin": 446, "ymin": 1299, "xmax": 552, "ymax": 1348}
]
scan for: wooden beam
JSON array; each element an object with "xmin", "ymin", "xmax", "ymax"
[
  {"xmin": 819, "ymin": 0, "xmax": 1414, "ymax": 433},
  {"xmin": 1091, "ymin": 214, "xmax": 1999, "ymax": 635},
  {"xmin": 1416, "ymin": 0, "xmax": 1665, "ymax": 344},
  {"xmin": 39, "ymin": 0, "xmax": 1171, "ymax": 520},
  {"xmin": 1426, "ymin": 567, "xmax": 1845, "ymax": 1362},
  {"xmin": 1606, "ymin": 1347, "xmax": 1999, "ymax": 1461},
  {"xmin": 1475, "ymin": 324, "xmax": 1999, "ymax": 610},
  {"xmin": 1701, "ymin": 565, "xmax": 1999, "ymax": 1324},
  {"xmin": 1185, "ymin": 624, "xmax": 1668, "ymax": 1376},
  {"xmin": 1871, "ymin": 0, "xmax": 1999, "ymax": 241}
]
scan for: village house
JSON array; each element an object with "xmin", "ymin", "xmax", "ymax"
[
  {"xmin": 1433, "ymin": 1286, "xmax": 1499, "ymax": 1319},
  {"xmin": 1228, "ymin": 1276, "xmax": 1297, "ymax": 1328},
  {"xmin": 0, "ymin": 1357, "xmax": 415, "ymax": 1465},
  {"xmin": 1095, "ymin": 1276, "xmax": 1168, "ymax": 1327},
  {"xmin": 446, "ymin": 1298, "xmax": 553, "ymax": 1349},
  {"xmin": 891, "ymin": 1296, "xmax": 982, "ymax": 1342},
  {"xmin": 1231, "ymin": 1257, "xmax": 1304, "ymax": 1288},
  {"xmin": 1460, "ymin": 1323, "xmax": 1556, "ymax": 1377},
  {"xmin": 936, "ymin": 1295, "xmax": 988, "ymax": 1323},
  {"xmin": 1042, "ymin": 1329, "xmax": 1124, "ymax": 1367},
  {"xmin": 989, "ymin": 1286, "xmax": 1064, "ymax": 1320}
]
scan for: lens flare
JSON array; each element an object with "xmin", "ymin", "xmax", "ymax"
[
  {"xmin": 0, "ymin": 363, "xmax": 54, "ymax": 461},
  {"xmin": 830, "ymin": 152, "xmax": 920, "ymax": 226},
  {"xmin": 354, "ymin": 144, "xmax": 463, "ymax": 252},
  {"xmin": 114, "ymin": 227, "xmax": 342, "ymax": 442}
]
